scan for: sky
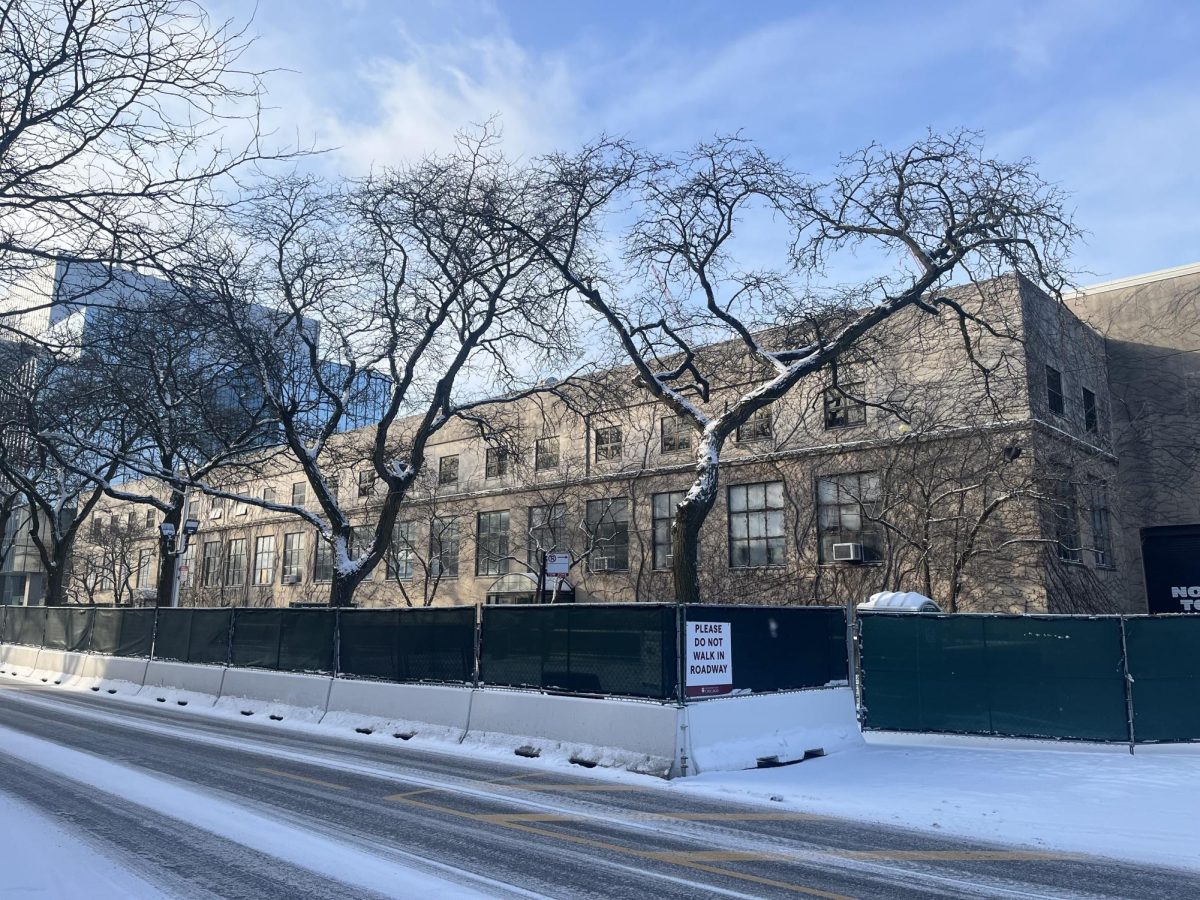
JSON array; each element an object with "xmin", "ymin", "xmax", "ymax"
[{"xmin": 214, "ymin": 0, "xmax": 1200, "ymax": 283}]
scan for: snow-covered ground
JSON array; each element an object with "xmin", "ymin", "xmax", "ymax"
[{"xmin": 679, "ymin": 731, "xmax": 1200, "ymax": 873}]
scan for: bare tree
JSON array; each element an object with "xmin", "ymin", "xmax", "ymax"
[
  {"xmin": 69, "ymin": 513, "xmax": 146, "ymax": 605},
  {"xmin": 505, "ymin": 132, "xmax": 1077, "ymax": 602}
]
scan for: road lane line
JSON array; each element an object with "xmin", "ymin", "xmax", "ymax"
[
  {"xmin": 837, "ymin": 850, "xmax": 1080, "ymax": 862},
  {"xmin": 256, "ymin": 766, "xmax": 350, "ymax": 791},
  {"xmin": 497, "ymin": 783, "xmax": 646, "ymax": 792}
]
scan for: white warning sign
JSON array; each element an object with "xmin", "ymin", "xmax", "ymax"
[{"xmin": 686, "ymin": 621, "xmax": 733, "ymax": 697}]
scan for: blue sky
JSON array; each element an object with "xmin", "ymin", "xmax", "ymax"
[{"xmin": 220, "ymin": 0, "xmax": 1200, "ymax": 282}]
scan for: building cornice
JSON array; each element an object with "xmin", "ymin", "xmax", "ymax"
[{"xmin": 1075, "ymin": 261, "xmax": 1200, "ymax": 296}]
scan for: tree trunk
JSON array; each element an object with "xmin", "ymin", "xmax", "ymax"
[
  {"xmin": 328, "ymin": 571, "xmax": 360, "ymax": 608},
  {"xmin": 154, "ymin": 498, "xmax": 183, "ymax": 606},
  {"xmin": 671, "ymin": 443, "xmax": 721, "ymax": 604},
  {"xmin": 44, "ymin": 560, "xmax": 68, "ymax": 606}
]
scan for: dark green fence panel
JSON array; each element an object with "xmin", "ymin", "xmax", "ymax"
[
  {"xmin": 280, "ymin": 610, "xmax": 336, "ymax": 674},
  {"xmin": 0, "ymin": 605, "xmax": 7, "ymax": 642},
  {"xmin": 90, "ymin": 608, "xmax": 155, "ymax": 657},
  {"xmin": 337, "ymin": 608, "xmax": 474, "ymax": 684},
  {"xmin": 7, "ymin": 606, "xmax": 46, "ymax": 647},
  {"xmin": 230, "ymin": 608, "xmax": 283, "ymax": 669},
  {"xmin": 43, "ymin": 607, "xmax": 95, "ymax": 652},
  {"xmin": 153, "ymin": 608, "xmax": 232, "ymax": 665},
  {"xmin": 337, "ymin": 610, "xmax": 399, "ymax": 679},
  {"xmin": 686, "ymin": 605, "xmax": 847, "ymax": 695},
  {"xmin": 860, "ymin": 613, "xmax": 1128, "ymax": 741},
  {"xmin": 481, "ymin": 604, "xmax": 676, "ymax": 699},
  {"xmin": 1126, "ymin": 616, "xmax": 1200, "ymax": 742}
]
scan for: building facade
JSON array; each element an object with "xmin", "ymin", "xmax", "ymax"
[{"xmin": 66, "ymin": 270, "xmax": 1168, "ymax": 613}]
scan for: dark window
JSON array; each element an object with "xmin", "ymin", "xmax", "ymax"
[
  {"xmin": 200, "ymin": 541, "xmax": 221, "ymax": 588},
  {"xmin": 439, "ymin": 455, "xmax": 459, "ymax": 485},
  {"xmin": 254, "ymin": 535, "xmax": 276, "ymax": 585},
  {"xmin": 291, "ymin": 481, "xmax": 307, "ymax": 507},
  {"xmin": 816, "ymin": 472, "xmax": 883, "ymax": 562},
  {"xmin": 387, "ymin": 521, "xmax": 416, "ymax": 581},
  {"xmin": 1053, "ymin": 477, "xmax": 1082, "ymax": 563},
  {"xmin": 728, "ymin": 482, "xmax": 786, "ymax": 568},
  {"xmin": 652, "ymin": 491, "xmax": 686, "ymax": 570},
  {"xmin": 594, "ymin": 426, "xmax": 623, "ymax": 461},
  {"xmin": 535, "ymin": 437, "xmax": 559, "ymax": 471},
  {"xmin": 357, "ymin": 470, "xmax": 375, "ymax": 498},
  {"xmin": 210, "ymin": 495, "xmax": 224, "ymax": 515},
  {"xmin": 144, "ymin": 508, "xmax": 155, "ymax": 528},
  {"xmin": 126, "ymin": 510, "xmax": 137, "ymax": 529},
  {"xmin": 1046, "ymin": 365, "xmax": 1065, "ymax": 416},
  {"xmin": 1090, "ymin": 480, "xmax": 1114, "ymax": 568},
  {"xmin": 1083, "ymin": 388, "xmax": 1098, "ymax": 433},
  {"xmin": 528, "ymin": 504, "xmax": 567, "ymax": 567},
  {"xmin": 485, "ymin": 447, "xmax": 509, "ymax": 478},
  {"xmin": 476, "ymin": 510, "xmax": 510, "ymax": 577},
  {"xmin": 660, "ymin": 416, "xmax": 693, "ymax": 454},
  {"xmin": 823, "ymin": 382, "xmax": 867, "ymax": 429},
  {"xmin": 262, "ymin": 486, "xmax": 276, "ymax": 505},
  {"xmin": 313, "ymin": 538, "xmax": 333, "ymax": 583},
  {"xmin": 225, "ymin": 538, "xmax": 247, "ymax": 586},
  {"xmin": 585, "ymin": 498, "xmax": 629, "ymax": 572},
  {"xmin": 430, "ymin": 518, "xmax": 459, "ymax": 578},
  {"xmin": 282, "ymin": 532, "xmax": 304, "ymax": 582},
  {"xmin": 736, "ymin": 408, "xmax": 773, "ymax": 443}
]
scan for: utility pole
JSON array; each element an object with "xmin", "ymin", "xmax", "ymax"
[{"xmin": 158, "ymin": 517, "xmax": 200, "ymax": 607}]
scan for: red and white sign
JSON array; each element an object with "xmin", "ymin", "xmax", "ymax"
[{"xmin": 686, "ymin": 621, "xmax": 733, "ymax": 697}]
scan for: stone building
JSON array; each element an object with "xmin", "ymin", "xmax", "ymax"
[{"xmin": 68, "ymin": 269, "xmax": 1164, "ymax": 613}]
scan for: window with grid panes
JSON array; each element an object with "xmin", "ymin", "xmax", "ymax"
[
  {"xmin": 387, "ymin": 521, "xmax": 416, "ymax": 580},
  {"xmin": 728, "ymin": 482, "xmax": 786, "ymax": 567},
  {"xmin": 485, "ymin": 447, "xmax": 509, "ymax": 478},
  {"xmin": 1046, "ymin": 366, "xmax": 1065, "ymax": 416},
  {"xmin": 225, "ymin": 538, "xmax": 247, "ymax": 586},
  {"xmin": 594, "ymin": 426, "xmax": 623, "ymax": 461},
  {"xmin": 200, "ymin": 540, "xmax": 221, "ymax": 588},
  {"xmin": 660, "ymin": 416, "xmax": 693, "ymax": 453},
  {"xmin": 528, "ymin": 504, "xmax": 567, "ymax": 567},
  {"xmin": 735, "ymin": 408, "xmax": 773, "ymax": 443},
  {"xmin": 823, "ymin": 383, "xmax": 866, "ymax": 429},
  {"xmin": 291, "ymin": 481, "xmax": 307, "ymax": 507},
  {"xmin": 430, "ymin": 518, "xmax": 459, "ymax": 577},
  {"xmin": 1090, "ymin": 479, "xmax": 1114, "ymax": 567},
  {"xmin": 476, "ymin": 510, "xmax": 510, "ymax": 576},
  {"xmin": 282, "ymin": 532, "xmax": 304, "ymax": 581},
  {"xmin": 816, "ymin": 472, "xmax": 882, "ymax": 562},
  {"xmin": 312, "ymin": 537, "xmax": 333, "ymax": 582},
  {"xmin": 534, "ymin": 437, "xmax": 559, "ymax": 471},
  {"xmin": 652, "ymin": 491, "xmax": 686, "ymax": 570},
  {"xmin": 1053, "ymin": 476, "xmax": 1082, "ymax": 563},
  {"xmin": 136, "ymin": 549, "xmax": 154, "ymax": 588},
  {"xmin": 1083, "ymin": 388, "xmax": 1098, "ymax": 433},
  {"xmin": 439, "ymin": 455, "xmax": 459, "ymax": 485},
  {"xmin": 253, "ymin": 535, "xmax": 276, "ymax": 584},
  {"xmin": 586, "ymin": 498, "xmax": 629, "ymax": 571},
  {"xmin": 357, "ymin": 470, "xmax": 375, "ymax": 497}
]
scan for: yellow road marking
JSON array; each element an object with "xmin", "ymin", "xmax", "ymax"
[
  {"xmin": 496, "ymin": 782, "xmax": 646, "ymax": 792},
  {"xmin": 644, "ymin": 850, "xmax": 783, "ymax": 863},
  {"xmin": 476, "ymin": 813, "xmax": 578, "ymax": 823},
  {"xmin": 256, "ymin": 767, "xmax": 350, "ymax": 791},
  {"xmin": 838, "ymin": 850, "xmax": 1079, "ymax": 862},
  {"xmin": 645, "ymin": 812, "xmax": 826, "ymax": 822}
]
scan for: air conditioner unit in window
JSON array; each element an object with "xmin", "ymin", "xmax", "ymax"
[
  {"xmin": 832, "ymin": 542, "xmax": 864, "ymax": 562},
  {"xmin": 282, "ymin": 574, "xmax": 301, "ymax": 585},
  {"xmin": 209, "ymin": 508, "xmax": 223, "ymax": 519}
]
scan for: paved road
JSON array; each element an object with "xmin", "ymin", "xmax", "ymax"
[{"xmin": 0, "ymin": 680, "xmax": 1195, "ymax": 900}]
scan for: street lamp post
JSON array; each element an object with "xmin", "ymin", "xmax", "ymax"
[{"xmin": 159, "ymin": 518, "xmax": 200, "ymax": 608}]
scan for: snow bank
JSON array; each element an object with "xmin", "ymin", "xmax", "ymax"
[{"xmin": 678, "ymin": 731, "xmax": 1200, "ymax": 872}]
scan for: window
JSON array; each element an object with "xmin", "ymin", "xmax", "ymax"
[
  {"xmin": 185, "ymin": 494, "xmax": 199, "ymax": 518},
  {"xmin": 144, "ymin": 508, "xmax": 155, "ymax": 528},
  {"xmin": 126, "ymin": 510, "xmax": 137, "ymax": 529},
  {"xmin": 594, "ymin": 426, "xmax": 623, "ymax": 461},
  {"xmin": 179, "ymin": 543, "xmax": 195, "ymax": 588},
  {"xmin": 327, "ymin": 479, "xmax": 339, "ymax": 504},
  {"xmin": 254, "ymin": 535, "xmax": 276, "ymax": 585},
  {"xmin": 225, "ymin": 538, "xmax": 247, "ymax": 587},
  {"xmin": 1046, "ymin": 365, "xmax": 1065, "ymax": 416},
  {"xmin": 728, "ymin": 482, "xmax": 786, "ymax": 568},
  {"xmin": 282, "ymin": 532, "xmax": 304, "ymax": 582},
  {"xmin": 200, "ymin": 541, "xmax": 222, "ymax": 588},
  {"xmin": 387, "ymin": 521, "xmax": 416, "ymax": 581},
  {"xmin": 348, "ymin": 526, "xmax": 376, "ymax": 579},
  {"xmin": 476, "ymin": 510, "xmax": 510, "ymax": 576},
  {"xmin": 652, "ymin": 491, "xmax": 686, "ymax": 570},
  {"xmin": 1052, "ymin": 477, "xmax": 1082, "ymax": 563},
  {"xmin": 357, "ymin": 470, "xmax": 376, "ymax": 498},
  {"xmin": 485, "ymin": 447, "xmax": 509, "ymax": 478},
  {"xmin": 660, "ymin": 416, "xmax": 692, "ymax": 454},
  {"xmin": 823, "ymin": 382, "xmax": 867, "ymax": 429},
  {"xmin": 535, "ymin": 437, "xmax": 559, "ymax": 471},
  {"xmin": 586, "ymin": 498, "xmax": 629, "ymax": 572},
  {"xmin": 430, "ymin": 518, "xmax": 459, "ymax": 578},
  {"xmin": 1083, "ymin": 388, "xmax": 1098, "ymax": 433},
  {"xmin": 313, "ymin": 537, "xmax": 333, "ymax": 583},
  {"xmin": 528, "ymin": 504, "xmax": 567, "ymax": 567},
  {"xmin": 262, "ymin": 486, "xmax": 277, "ymax": 505},
  {"xmin": 736, "ymin": 408, "xmax": 773, "ymax": 443},
  {"xmin": 136, "ymin": 549, "xmax": 155, "ymax": 589},
  {"xmin": 816, "ymin": 472, "xmax": 883, "ymax": 563},
  {"xmin": 1090, "ymin": 480, "xmax": 1114, "ymax": 568},
  {"xmin": 291, "ymin": 481, "xmax": 307, "ymax": 507},
  {"xmin": 234, "ymin": 498, "xmax": 248, "ymax": 517},
  {"xmin": 209, "ymin": 496, "xmax": 224, "ymax": 517},
  {"xmin": 439, "ymin": 455, "xmax": 459, "ymax": 485}
]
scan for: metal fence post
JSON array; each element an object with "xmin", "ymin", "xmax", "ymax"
[
  {"xmin": 1118, "ymin": 615, "xmax": 1136, "ymax": 755},
  {"xmin": 472, "ymin": 603, "xmax": 482, "ymax": 688}
]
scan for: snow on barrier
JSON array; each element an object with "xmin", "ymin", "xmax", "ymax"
[
  {"xmin": 683, "ymin": 686, "xmax": 863, "ymax": 775},
  {"xmin": 0, "ymin": 644, "xmax": 43, "ymax": 679},
  {"xmin": 322, "ymin": 678, "xmax": 473, "ymax": 741},
  {"xmin": 213, "ymin": 667, "xmax": 334, "ymax": 722},
  {"xmin": 29, "ymin": 649, "xmax": 88, "ymax": 687},
  {"xmin": 465, "ymin": 688, "xmax": 684, "ymax": 777},
  {"xmin": 79, "ymin": 654, "xmax": 149, "ymax": 695},
  {"xmin": 140, "ymin": 660, "xmax": 226, "ymax": 707}
]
